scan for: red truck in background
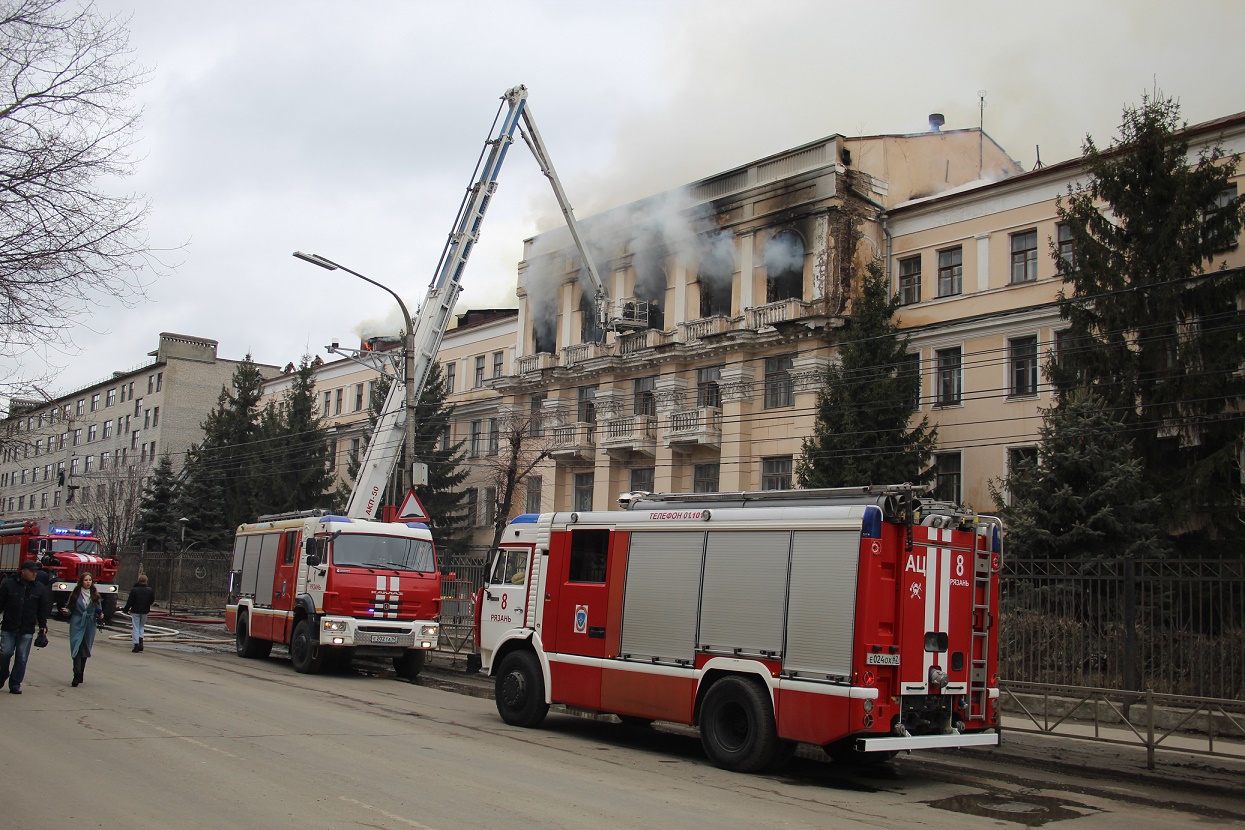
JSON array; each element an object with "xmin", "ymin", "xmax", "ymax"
[{"xmin": 0, "ymin": 519, "xmax": 120, "ymax": 622}]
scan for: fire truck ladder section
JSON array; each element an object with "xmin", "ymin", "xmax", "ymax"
[{"xmin": 968, "ymin": 522, "xmax": 998, "ymax": 721}]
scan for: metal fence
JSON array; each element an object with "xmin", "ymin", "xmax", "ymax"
[
  {"xmin": 1000, "ymin": 557, "xmax": 1245, "ymax": 700},
  {"xmin": 116, "ymin": 548, "xmax": 233, "ymax": 614}
]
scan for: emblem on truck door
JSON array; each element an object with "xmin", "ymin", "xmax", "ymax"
[{"xmin": 574, "ymin": 605, "xmax": 588, "ymax": 633}]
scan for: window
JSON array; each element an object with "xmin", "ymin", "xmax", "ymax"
[
  {"xmin": 489, "ymin": 548, "xmax": 529, "ymax": 586},
  {"xmin": 1057, "ymin": 223, "xmax": 1076, "ymax": 271},
  {"xmin": 902, "ymin": 352, "xmax": 922, "ymax": 408},
  {"xmin": 152, "ymin": 407, "xmax": 159, "ymax": 427},
  {"xmin": 130, "ymin": 430, "xmax": 139, "ymax": 449},
  {"xmin": 573, "ymin": 472, "xmax": 594, "ymax": 511},
  {"xmin": 1009, "ymin": 336, "xmax": 1039, "ymax": 397},
  {"xmin": 697, "ymin": 365, "xmax": 722, "ymax": 409},
  {"xmin": 149, "ymin": 440, "xmax": 156, "ymax": 458},
  {"xmin": 1205, "ymin": 185, "xmax": 1239, "ymax": 251},
  {"xmin": 630, "ymin": 467, "xmax": 654, "ymax": 494},
  {"xmin": 40, "ymin": 493, "xmax": 47, "ymax": 509},
  {"xmin": 1010, "ymin": 229, "xmax": 1038, "ymax": 283},
  {"xmin": 439, "ymin": 426, "xmax": 451, "ymax": 452},
  {"xmin": 144, "ymin": 410, "xmax": 151, "ymax": 429},
  {"xmin": 85, "ymin": 454, "xmax": 94, "ymax": 472},
  {"xmin": 134, "ymin": 397, "xmax": 142, "ymax": 417},
  {"xmin": 354, "ymin": 383, "xmax": 364, "ymax": 412},
  {"xmin": 524, "ymin": 476, "xmax": 543, "ymax": 514},
  {"xmin": 156, "ymin": 372, "xmax": 162, "ymax": 392},
  {"xmin": 469, "ymin": 420, "xmax": 482, "ymax": 457},
  {"xmin": 761, "ymin": 456, "xmax": 793, "ymax": 491},
  {"xmin": 487, "ymin": 418, "xmax": 499, "ymax": 456},
  {"xmin": 529, "ymin": 393, "xmax": 546, "ymax": 437},
  {"xmin": 323, "ymin": 391, "xmax": 332, "ymax": 416},
  {"xmin": 334, "ymin": 388, "xmax": 342, "ymax": 415},
  {"xmin": 444, "ymin": 362, "xmax": 456, "ymax": 394},
  {"xmin": 493, "ymin": 350, "xmax": 504, "ymax": 378},
  {"xmin": 937, "ymin": 247, "xmax": 962, "ymax": 297},
  {"xmin": 102, "ymin": 420, "xmax": 112, "ymax": 440},
  {"xmin": 34, "ymin": 438, "xmax": 41, "ymax": 456},
  {"xmin": 70, "ymin": 457, "xmax": 79, "ymax": 475},
  {"xmin": 101, "ymin": 451, "xmax": 110, "ymax": 469},
  {"xmin": 326, "ymin": 439, "xmax": 337, "ymax": 472},
  {"xmin": 76, "ymin": 399, "xmax": 84, "ymax": 416},
  {"xmin": 764, "ymin": 230, "xmax": 804, "ymax": 303},
  {"xmin": 935, "ymin": 347, "xmax": 962, "ymax": 406},
  {"xmin": 42, "ymin": 464, "xmax": 50, "ymax": 481},
  {"xmin": 463, "ymin": 488, "xmax": 479, "ymax": 525},
  {"xmin": 693, "ymin": 462, "xmax": 719, "ymax": 493},
  {"xmin": 87, "ymin": 424, "xmax": 97, "ymax": 442},
  {"xmin": 633, "ymin": 375, "xmax": 656, "ymax": 417},
  {"xmin": 898, "ymin": 255, "xmax": 921, "ymax": 305},
  {"xmin": 577, "ymin": 386, "xmax": 597, "ymax": 424},
  {"xmin": 73, "ymin": 428, "xmax": 82, "ymax": 446},
  {"xmin": 147, "ymin": 374, "xmax": 155, "ymax": 394},
  {"xmin": 934, "ymin": 453, "xmax": 962, "ymax": 503},
  {"xmin": 568, "ymin": 528, "xmax": 609, "ymax": 583},
  {"xmin": 1008, "ymin": 446, "xmax": 1038, "ymax": 477},
  {"xmin": 474, "ymin": 355, "xmax": 486, "ymax": 387},
  {"xmin": 483, "ymin": 486, "xmax": 497, "ymax": 527},
  {"xmin": 91, "ymin": 393, "xmax": 100, "ymax": 411},
  {"xmin": 348, "ymin": 437, "xmax": 360, "ymax": 464},
  {"xmin": 52, "ymin": 491, "xmax": 59, "ymax": 508},
  {"xmin": 764, "ymin": 353, "xmax": 794, "ymax": 409},
  {"xmin": 106, "ymin": 389, "xmax": 116, "ymax": 407}
]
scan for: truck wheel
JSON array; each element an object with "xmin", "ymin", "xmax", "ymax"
[
  {"xmin": 102, "ymin": 595, "xmax": 117, "ymax": 625},
  {"xmin": 289, "ymin": 619, "xmax": 324, "ymax": 674},
  {"xmin": 495, "ymin": 650, "xmax": 549, "ymax": 728},
  {"xmin": 235, "ymin": 613, "xmax": 272, "ymax": 659},
  {"xmin": 393, "ymin": 650, "xmax": 425, "ymax": 680},
  {"xmin": 699, "ymin": 676, "xmax": 779, "ymax": 772}
]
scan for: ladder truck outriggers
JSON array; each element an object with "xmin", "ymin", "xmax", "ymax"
[
  {"xmin": 228, "ymin": 86, "xmax": 615, "ymax": 677},
  {"xmin": 476, "ymin": 486, "xmax": 1004, "ymax": 773}
]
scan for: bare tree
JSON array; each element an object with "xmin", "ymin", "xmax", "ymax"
[
  {"xmin": 0, "ymin": 0, "xmax": 156, "ymax": 395},
  {"xmin": 67, "ymin": 458, "xmax": 149, "ymax": 549},
  {"xmin": 478, "ymin": 409, "xmax": 554, "ymax": 557}
]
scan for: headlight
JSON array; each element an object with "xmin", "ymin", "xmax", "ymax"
[
  {"xmin": 420, "ymin": 624, "xmax": 439, "ymax": 637},
  {"xmin": 322, "ymin": 619, "xmax": 348, "ymax": 633}
]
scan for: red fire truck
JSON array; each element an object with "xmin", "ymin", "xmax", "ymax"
[
  {"xmin": 0, "ymin": 519, "xmax": 120, "ymax": 622},
  {"xmin": 476, "ymin": 486, "xmax": 1002, "ymax": 773},
  {"xmin": 226, "ymin": 510, "xmax": 441, "ymax": 677}
]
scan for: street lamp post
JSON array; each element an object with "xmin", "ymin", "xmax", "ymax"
[
  {"xmin": 176, "ymin": 517, "xmax": 189, "ymax": 614},
  {"xmin": 293, "ymin": 252, "xmax": 417, "ymax": 494}
]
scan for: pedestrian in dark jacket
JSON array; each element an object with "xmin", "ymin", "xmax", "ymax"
[
  {"xmin": 122, "ymin": 574, "xmax": 156, "ymax": 652},
  {"xmin": 67, "ymin": 572, "xmax": 104, "ymax": 687},
  {"xmin": 0, "ymin": 560, "xmax": 51, "ymax": 694}
]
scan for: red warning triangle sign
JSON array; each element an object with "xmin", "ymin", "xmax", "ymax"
[{"xmin": 397, "ymin": 489, "xmax": 430, "ymax": 521}]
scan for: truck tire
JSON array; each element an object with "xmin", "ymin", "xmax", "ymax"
[
  {"xmin": 289, "ymin": 619, "xmax": 324, "ymax": 674},
  {"xmin": 393, "ymin": 649, "xmax": 425, "ymax": 680},
  {"xmin": 235, "ymin": 612, "xmax": 272, "ymax": 659},
  {"xmin": 495, "ymin": 650, "xmax": 549, "ymax": 728},
  {"xmin": 699, "ymin": 676, "xmax": 779, "ymax": 773},
  {"xmin": 102, "ymin": 594, "xmax": 117, "ymax": 625}
]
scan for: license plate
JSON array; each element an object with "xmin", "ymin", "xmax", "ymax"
[
  {"xmin": 371, "ymin": 635, "xmax": 399, "ymax": 644},
  {"xmin": 866, "ymin": 653, "xmax": 900, "ymax": 666}
]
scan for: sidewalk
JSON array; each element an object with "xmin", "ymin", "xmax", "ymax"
[{"xmin": 418, "ymin": 650, "xmax": 1245, "ymax": 797}]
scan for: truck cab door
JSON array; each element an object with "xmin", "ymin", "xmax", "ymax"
[
  {"xmin": 272, "ymin": 530, "xmax": 300, "ymax": 643},
  {"xmin": 479, "ymin": 545, "xmax": 533, "ymax": 665}
]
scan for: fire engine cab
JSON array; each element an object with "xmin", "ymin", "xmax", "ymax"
[
  {"xmin": 476, "ymin": 486, "xmax": 1002, "ymax": 773},
  {"xmin": 0, "ymin": 520, "xmax": 119, "ymax": 621}
]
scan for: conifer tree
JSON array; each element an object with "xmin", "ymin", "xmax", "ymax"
[
  {"xmin": 1051, "ymin": 94, "xmax": 1245, "ymax": 548},
  {"xmin": 992, "ymin": 391, "xmax": 1168, "ymax": 561},
  {"xmin": 133, "ymin": 453, "xmax": 180, "ymax": 551},
  {"xmin": 256, "ymin": 355, "xmax": 333, "ymax": 515},
  {"xmin": 175, "ymin": 444, "xmax": 232, "ymax": 550},
  {"xmin": 798, "ymin": 260, "xmax": 937, "ymax": 489}
]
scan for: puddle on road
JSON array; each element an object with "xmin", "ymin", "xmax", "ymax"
[{"xmin": 926, "ymin": 792, "xmax": 1096, "ymax": 827}]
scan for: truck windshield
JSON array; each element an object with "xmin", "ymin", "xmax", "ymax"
[
  {"xmin": 49, "ymin": 540, "xmax": 100, "ymax": 554},
  {"xmin": 331, "ymin": 534, "xmax": 435, "ymax": 573}
]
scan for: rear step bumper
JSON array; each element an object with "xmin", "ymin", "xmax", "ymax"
[{"xmin": 857, "ymin": 731, "xmax": 1000, "ymax": 752}]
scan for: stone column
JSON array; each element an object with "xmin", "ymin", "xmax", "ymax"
[
  {"xmin": 738, "ymin": 233, "xmax": 754, "ymax": 312},
  {"xmin": 653, "ymin": 376, "xmax": 689, "ymax": 495},
  {"xmin": 718, "ymin": 364, "xmax": 755, "ymax": 491}
]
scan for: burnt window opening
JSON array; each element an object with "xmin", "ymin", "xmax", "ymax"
[
  {"xmin": 579, "ymin": 290, "xmax": 604, "ymax": 344},
  {"xmin": 698, "ymin": 233, "xmax": 735, "ymax": 318},
  {"xmin": 634, "ymin": 255, "xmax": 667, "ymax": 331},
  {"xmin": 764, "ymin": 230, "xmax": 805, "ymax": 303}
]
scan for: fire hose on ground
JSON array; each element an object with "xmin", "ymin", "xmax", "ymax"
[{"xmin": 105, "ymin": 610, "xmax": 234, "ymax": 645}]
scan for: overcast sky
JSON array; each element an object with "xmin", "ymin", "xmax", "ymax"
[{"xmin": 5, "ymin": 0, "xmax": 1242, "ymax": 401}]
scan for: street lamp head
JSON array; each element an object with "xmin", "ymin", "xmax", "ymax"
[
  {"xmin": 179, "ymin": 517, "xmax": 188, "ymax": 524},
  {"xmin": 293, "ymin": 251, "xmax": 339, "ymax": 271}
]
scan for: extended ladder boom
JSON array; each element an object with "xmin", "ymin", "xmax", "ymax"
[{"xmin": 346, "ymin": 86, "xmax": 607, "ymax": 519}]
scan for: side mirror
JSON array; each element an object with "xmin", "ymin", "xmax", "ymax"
[{"xmin": 305, "ymin": 553, "xmax": 321, "ymax": 568}]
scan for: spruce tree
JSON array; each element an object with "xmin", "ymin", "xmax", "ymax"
[
  {"xmin": 133, "ymin": 454, "xmax": 180, "ymax": 552},
  {"xmin": 256, "ymin": 355, "xmax": 333, "ymax": 515},
  {"xmin": 175, "ymin": 444, "xmax": 232, "ymax": 550},
  {"xmin": 992, "ymin": 391, "xmax": 1168, "ymax": 561},
  {"xmin": 1051, "ymin": 94, "xmax": 1245, "ymax": 549},
  {"xmin": 798, "ymin": 260, "xmax": 938, "ymax": 489}
]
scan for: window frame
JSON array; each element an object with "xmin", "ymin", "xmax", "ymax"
[
  {"xmin": 935, "ymin": 346, "xmax": 962, "ymax": 407},
  {"xmin": 1010, "ymin": 229, "xmax": 1038, "ymax": 283},
  {"xmin": 937, "ymin": 246, "xmax": 963, "ymax": 297},
  {"xmin": 763, "ymin": 353, "xmax": 795, "ymax": 409},
  {"xmin": 898, "ymin": 255, "xmax": 922, "ymax": 305},
  {"xmin": 761, "ymin": 456, "xmax": 793, "ymax": 491},
  {"xmin": 1008, "ymin": 335, "xmax": 1039, "ymax": 397}
]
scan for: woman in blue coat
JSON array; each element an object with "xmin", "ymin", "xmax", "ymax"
[{"xmin": 67, "ymin": 573, "xmax": 104, "ymax": 687}]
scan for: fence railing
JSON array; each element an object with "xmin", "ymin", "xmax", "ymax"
[
  {"xmin": 116, "ymin": 548, "xmax": 233, "ymax": 614},
  {"xmin": 1001, "ymin": 557, "xmax": 1245, "ymax": 700}
]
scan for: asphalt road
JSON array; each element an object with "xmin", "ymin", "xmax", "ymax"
[{"xmin": 1, "ymin": 619, "xmax": 1240, "ymax": 830}]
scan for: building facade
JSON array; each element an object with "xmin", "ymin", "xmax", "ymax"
[{"xmin": 0, "ymin": 333, "xmax": 279, "ymax": 538}]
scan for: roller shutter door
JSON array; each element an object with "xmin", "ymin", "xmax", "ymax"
[
  {"xmin": 619, "ymin": 531, "xmax": 704, "ymax": 664},
  {"xmin": 784, "ymin": 530, "xmax": 860, "ymax": 678},
  {"xmin": 699, "ymin": 531, "xmax": 789, "ymax": 657}
]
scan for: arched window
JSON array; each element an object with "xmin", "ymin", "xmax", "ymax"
[
  {"xmin": 698, "ymin": 234, "xmax": 734, "ymax": 318},
  {"xmin": 764, "ymin": 230, "xmax": 804, "ymax": 303},
  {"xmin": 532, "ymin": 298, "xmax": 557, "ymax": 354}
]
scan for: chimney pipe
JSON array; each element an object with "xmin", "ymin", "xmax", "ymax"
[{"xmin": 929, "ymin": 113, "xmax": 945, "ymax": 132}]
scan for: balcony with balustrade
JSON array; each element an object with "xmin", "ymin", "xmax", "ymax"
[
  {"xmin": 549, "ymin": 421, "xmax": 597, "ymax": 462},
  {"xmin": 516, "ymin": 353, "xmax": 557, "ymax": 374},
  {"xmin": 677, "ymin": 314, "xmax": 735, "ymax": 344},
  {"xmin": 560, "ymin": 341, "xmax": 609, "ymax": 368},
  {"xmin": 663, "ymin": 407, "xmax": 723, "ymax": 452},
  {"xmin": 746, "ymin": 298, "xmax": 814, "ymax": 329},
  {"xmin": 599, "ymin": 414, "xmax": 657, "ymax": 459}
]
